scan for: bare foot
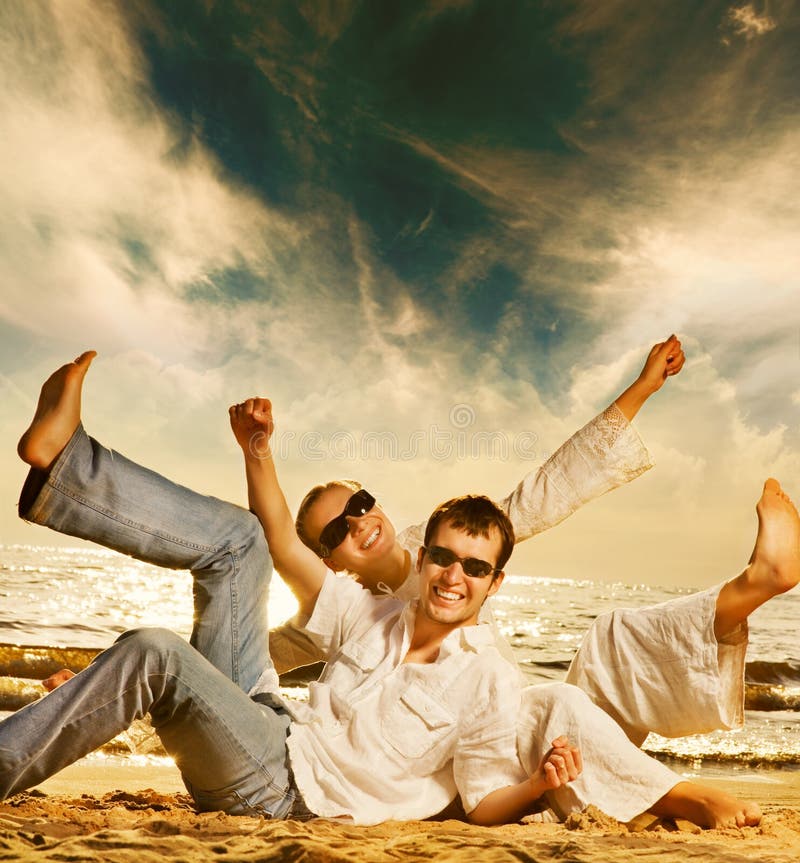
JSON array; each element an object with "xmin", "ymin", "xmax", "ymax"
[
  {"xmin": 42, "ymin": 668, "xmax": 76, "ymax": 691},
  {"xmin": 17, "ymin": 351, "xmax": 97, "ymax": 470},
  {"xmin": 749, "ymin": 478, "xmax": 800, "ymax": 595},
  {"xmin": 715, "ymin": 479, "xmax": 800, "ymax": 639},
  {"xmin": 695, "ymin": 786, "xmax": 762, "ymax": 829},
  {"xmin": 651, "ymin": 781, "xmax": 761, "ymax": 829}
]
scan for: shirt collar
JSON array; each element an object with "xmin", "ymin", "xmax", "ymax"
[
  {"xmin": 402, "ymin": 601, "xmax": 496, "ymax": 659},
  {"xmin": 443, "ymin": 622, "xmax": 497, "ymax": 656}
]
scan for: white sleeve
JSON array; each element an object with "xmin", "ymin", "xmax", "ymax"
[
  {"xmin": 268, "ymin": 617, "xmax": 326, "ymax": 674},
  {"xmin": 500, "ymin": 403, "xmax": 653, "ymax": 543}
]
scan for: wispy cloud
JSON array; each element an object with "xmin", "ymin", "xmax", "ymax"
[
  {"xmin": 726, "ymin": 3, "xmax": 778, "ymax": 40},
  {"xmin": 0, "ymin": 0, "xmax": 302, "ymax": 364}
]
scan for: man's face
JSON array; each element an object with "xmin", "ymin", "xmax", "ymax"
[
  {"xmin": 416, "ymin": 519, "xmax": 505, "ymax": 629},
  {"xmin": 305, "ymin": 485, "xmax": 397, "ymax": 572}
]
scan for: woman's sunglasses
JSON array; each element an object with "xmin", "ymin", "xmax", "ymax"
[
  {"xmin": 422, "ymin": 545, "xmax": 499, "ymax": 579},
  {"xmin": 318, "ymin": 489, "xmax": 376, "ymax": 556}
]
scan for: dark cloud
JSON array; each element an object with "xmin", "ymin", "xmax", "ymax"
[{"xmin": 114, "ymin": 0, "xmax": 593, "ymax": 338}]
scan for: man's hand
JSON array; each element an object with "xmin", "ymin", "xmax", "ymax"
[
  {"xmin": 636, "ymin": 334, "xmax": 685, "ymax": 395},
  {"xmin": 229, "ymin": 398, "xmax": 274, "ymax": 460},
  {"xmin": 536, "ymin": 735, "xmax": 583, "ymax": 792}
]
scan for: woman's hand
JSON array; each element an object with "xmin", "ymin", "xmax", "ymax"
[{"xmin": 229, "ymin": 397, "xmax": 274, "ymax": 460}]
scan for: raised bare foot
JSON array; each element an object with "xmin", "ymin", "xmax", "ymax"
[
  {"xmin": 749, "ymin": 478, "xmax": 800, "ymax": 596},
  {"xmin": 715, "ymin": 479, "xmax": 800, "ymax": 638},
  {"xmin": 17, "ymin": 351, "xmax": 97, "ymax": 470}
]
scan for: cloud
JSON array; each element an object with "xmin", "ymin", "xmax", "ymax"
[
  {"xmin": 726, "ymin": 4, "xmax": 778, "ymax": 39},
  {"xmin": 565, "ymin": 346, "xmax": 644, "ymax": 420},
  {"xmin": 0, "ymin": 0, "xmax": 303, "ymax": 364}
]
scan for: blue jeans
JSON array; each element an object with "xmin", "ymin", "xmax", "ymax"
[{"xmin": 3, "ymin": 425, "xmax": 303, "ymax": 817}]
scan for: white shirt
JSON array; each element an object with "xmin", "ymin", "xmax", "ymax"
[{"xmin": 282, "ymin": 572, "xmax": 526, "ymax": 825}]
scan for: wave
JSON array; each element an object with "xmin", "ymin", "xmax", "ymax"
[
  {"xmin": 743, "ymin": 661, "xmax": 800, "ymax": 713},
  {"xmin": 645, "ymin": 748, "xmax": 800, "ymax": 767},
  {"xmin": 745, "ymin": 660, "xmax": 800, "ymax": 686},
  {"xmin": 0, "ymin": 643, "xmax": 99, "ymax": 679},
  {"xmin": 3, "ymin": 642, "xmax": 800, "ymax": 714},
  {"xmin": 0, "ymin": 643, "xmax": 322, "ymax": 711},
  {"xmin": 744, "ymin": 683, "xmax": 800, "ymax": 712}
]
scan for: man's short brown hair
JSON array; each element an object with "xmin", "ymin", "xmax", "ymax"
[{"xmin": 423, "ymin": 495, "xmax": 515, "ymax": 574}]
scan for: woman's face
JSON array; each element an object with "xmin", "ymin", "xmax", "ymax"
[{"xmin": 304, "ymin": 485, "xmax": 397, "ymax": 573}]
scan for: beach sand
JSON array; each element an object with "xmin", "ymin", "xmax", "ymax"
[{"xmin": 1, "ymin": 761, "xmax": 798, "ymax": 862}]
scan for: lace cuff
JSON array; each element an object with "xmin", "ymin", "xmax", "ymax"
[
  {"xmin": 572, "ymin": 401, "xmax": 654, "ymax": 486},
  {"xmin": 603, "ymin": 401, "xmax": 631, "ymax": 436}
]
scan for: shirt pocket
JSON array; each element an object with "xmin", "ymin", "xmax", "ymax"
[
  {"xmin": 322, "ymin": 640, "xmax": 381, "ymax": 704},
  {"xmin": 381, "ymin": 684, "xmax": 455, "ymax": 760}
]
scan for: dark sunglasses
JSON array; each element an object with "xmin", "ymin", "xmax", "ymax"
[
  {"xmin": 423, "ymin": 545, "xmax": 500, "ymax": 579},
  {"xmin": 318, "ymin": 489, "xmax": 376, "ymax": 556}
]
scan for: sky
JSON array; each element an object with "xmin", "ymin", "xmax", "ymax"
[{"xmin": 1, "ymin": 0, "xmax": 799, "ymax": 588}]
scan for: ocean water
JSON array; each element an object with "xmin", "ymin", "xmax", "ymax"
[{"xmin": 1, "ymin": 543, "xmax": 798, "ymax": 769}]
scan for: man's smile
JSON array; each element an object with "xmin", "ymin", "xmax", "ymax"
[{"xmin": 433, "ymin": 585, "xmax": 463, "ymax": 602}]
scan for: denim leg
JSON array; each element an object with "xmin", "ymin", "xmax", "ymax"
[
  {"xmin": 18, "ymin": 426, "xmax": 271, "ymax": 693},
  {"xmin": 0, "ymin": 629, "xmax": 297, "ymax": 816}
]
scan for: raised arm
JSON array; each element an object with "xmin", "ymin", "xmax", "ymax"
[
  {"xmin": 393, "ymin": 336, "xmax": 687, "ymax": 598},
  {"xmin": 497, "ymin": 334, "xmax": 686, "ymax": 543},
  {"xmin": 229, "ymin": 398, "xmax": 326, "ymax": 617}
]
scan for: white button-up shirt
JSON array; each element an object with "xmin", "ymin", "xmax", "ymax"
[{"xmin": 282, "ymin": 572, "xmax": 526, "ymax": 825}]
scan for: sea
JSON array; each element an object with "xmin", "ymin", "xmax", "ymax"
[{"xmin": 1, "ymin": 543, "xmax": 799, "ymax": 777}]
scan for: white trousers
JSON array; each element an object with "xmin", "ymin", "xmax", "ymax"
[
  {"xmin": 516, "ymin": 584, "xmax": 748, "ymax": 821},
  {"xmin": 564, "ymin": 583, "xmax": 746, "ymax": 745}
]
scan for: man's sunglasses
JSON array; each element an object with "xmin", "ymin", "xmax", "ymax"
[
  {"xmin": 422, "ymin": 545, "xmax": 500, "ymax": 579},
  {"xmin": 318, "ymin": 489, "xmax": 376, "ymax": 556}
]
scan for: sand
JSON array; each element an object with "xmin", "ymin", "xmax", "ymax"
[{"xmin": 0, "ymin": 761, "xmax": 798, "ymax": 862}]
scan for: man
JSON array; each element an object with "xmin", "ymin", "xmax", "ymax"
[{"xmin": 0, "ymin": 493, "xmax": 574, "ymax": 822}]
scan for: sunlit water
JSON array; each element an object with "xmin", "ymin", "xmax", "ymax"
[{"xmin": 1, "ymin": 544, "xmax": 798, "ymax": 768}]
